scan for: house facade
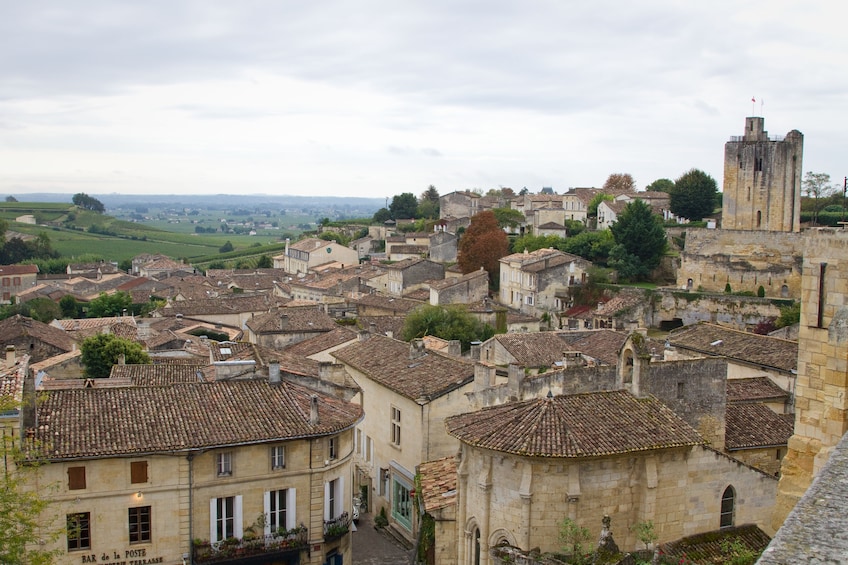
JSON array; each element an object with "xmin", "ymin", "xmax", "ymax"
[
  {"xmin": 498, "ymin": 248, "xmax": 589, "ymax": 316},
  {"xmin": 0, "ymin": 263, "xmax": 38, "ymax": 303},
  {"xmin": 274, "ymin": 238, "xmax": 359, "ymax": 275},
  {"xmin": 19, "ymin": 373, "xmax": 362, "ymax": 565}
]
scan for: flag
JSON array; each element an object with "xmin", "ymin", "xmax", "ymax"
[{"xmin": 751, "ymin": 97, "xmax": 756, "ymax": 103}]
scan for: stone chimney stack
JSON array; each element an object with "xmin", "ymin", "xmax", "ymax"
[
  {"xmin": 5, "ymin": 345, "xmax": 15, "ymax": 365},
  {"xmin": 318, "ymin": 362, "xmax": 347, "ymax": 385},
  {"xmin": 470, "ymin": 341, "xmax": 482, "ymax": 361},
  {"xmin": 117, "ymin": 353, "xmax": 126, "ymax": 365},
  {"xmin": 507, "ymin": 363, "xmax": 523, "ymax": 398},
  {"xmin": 409, "ymin": 339, "xmax": 426, "ymax": 360},
  {"xmin": 447, "ymin": 340, "xmax": 462, "ymax": 357},
  {"xmin": 269, "ymin": 361, "xmax": 281, "ymax": 384},
  {"xmin": 474, "ymin": 363, "xmax": 496, "ymax": 392},
  {"xmin": 310, "ymin": 395, "xmax": 319, "ymax": 425}
]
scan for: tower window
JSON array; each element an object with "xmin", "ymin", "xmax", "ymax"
[{"xmin": 755, "ymin": 158, "xmax": 763, "ymax": 172}]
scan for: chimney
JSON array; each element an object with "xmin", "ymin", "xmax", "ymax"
[
  {"xmin": 386, "ymin": 330, "xmax": 393, "ymax": 339},
  {"xmin": 310, "ymin": 395, "xmax": 320, "ymax": 425},
  {"xmin": 117, "ymin": 353, "xmax": 126, "ymax": 365},
  {"xmin": 319, "ymin": 362, "xmax": 347, "ymax": 385},
  {"xmin": 369, "ymin": 322, "xmax": 377, "ymax": 334},
  {"xmin": 409, "ymin": 339, "xmax": 426, "ymax": 360},
  {"xmin": 507, "ymin": 363, "xmax": 524, "ymax": 397},
  {"xmin": 473, "ymin": 363, "xmax": 496, "ymax": 392},
  {"xmin": 447, "ymin": 340, "xmax": 461, "ymax": 357},
  {"xmin": 5, "ymin": 345, "xmax": 15, "ymax": 365},
  {"xmin": 470, "ymin": 341, "xmax": 482, "ymax": 361},
  {"xmin": 357, "ymin": 330, "xmax": 370, "ymax": 342},
  {"xmin": 269, "ymin": 361, "xmax": 281, "ymax": 384}
]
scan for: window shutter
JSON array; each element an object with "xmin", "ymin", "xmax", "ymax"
[
  {"xmin": 234, "ymin": 495, "xmax": 243, "ymax": 539},
  {"xmin": 324, "ymin": 482, "xmax": 330, "ymax": 521},
  {"xmin": 287, "ymin": 488, "xmax": 297, "ymax": 530},
  {"xmin": 210, "ymin": 499, "xmax": 218, "ymax": 543},
  {"xmin": 131, "ymin": 461, "xmax": 148, "ymax": 484},
  {"xmin": 68, "ymin": 466, "xmax": 86, "ymax": 490},
  {"xmin": 263, "ymin": 491, "xmax": 271, "ymax": 535},
  {"xmin": 338, "ymin": 476, "xmax": 345, "ymax": 518}
]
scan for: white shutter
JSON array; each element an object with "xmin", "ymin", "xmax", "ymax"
[
  {"xmin": 234, "ymin": 495, "xmax": 243, "ymax": 539},
  {"xmin": 210, "ymin": 498, "xmax": 218, "ymax": 543},
  {"xmin": 287, "ymin": 488, "xmax": 297, "ymax": 530},
  {"xmin": 263, "ymin": 491, "xmax": 271, "ymax": 535},
  {"xmin": 324, "ymin": 481, "xmax": 330, "ymax": 521},
  {"xmin": 338, "ymin": 476, "xmax": 345, "ymax": 518}
]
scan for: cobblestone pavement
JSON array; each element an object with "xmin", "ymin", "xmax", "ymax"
[{"xmin": 351, "ymin": 513, "xmax": 413, "ymax": 565}]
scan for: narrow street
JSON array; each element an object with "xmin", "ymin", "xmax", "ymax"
[{"xmin": 351, "ymin": 512, "xmax": 414, "ymax": 565}]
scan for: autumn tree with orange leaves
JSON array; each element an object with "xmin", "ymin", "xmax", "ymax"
[{"xmin": 457, "ymin": 210, "xmax": 510, "ymax": 290}]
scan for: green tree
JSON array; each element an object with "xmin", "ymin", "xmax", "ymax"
[
  {"xmin": 558, "ymin": 517, "xmax": 591, "ymax": 562},
  {"xmin": 802, "ymin": 171, "xmax": 837, "ymax": 225},
  {"xmin": 645, "ymin": 178, "xmax": 675, "ymax": 193},
  {"xmin": 0, "ymin": 405, "xmax": 62, "ymax": 564},
  {"xmin": 5, "ymin": 195, "xmax": 18, "ymax": 202},
  {"xmin": 511, "ymin": 234, "xmax": 564, "ymax": 254},
  {"xmin": 587, "ymin": 193, "xmax": 614, "ymax": 219},
  {"xmin": 629, "ymin": 520, "xmax": 658, "ymax": 550},
  {"xmin": 256, "ymin": 255, "xmax": 273, "ymax": 268},
  {"xmin": 559, "ymin": 230, "xmax": 615, "ymax": 264},
  {"xmin": 80, "ymin": 333, "xmax": 151, "ymax": 378},
  {"xmin": 418, "ymin": 185, "xmax": 440, "ymax": 219},
  {"xmin": 492, "ymin": 207, "xmax": 525, "ymax": 230},
  {"xmin": 71, "ymin": 192, "xmax": 105, "ymax": 213},
  {"xmin": 219, "ymin": 241, "xmax": 234, "ymax": 253},
  {"xmin": 401, "ymin": 304, "xmax": 494, "ymax": 351},
  {"xmin": 372, "ymin": 207, "xmax": 392, "ymax": 223},
  {"xmin": 670, "ymin": 169, "xmax": 718, "ymax": 221},
  {"xmin": 775, "ymin": 302, "xmax": 801, "ymax": 328},
  {"xmin": 59, "ymin": 295, "xmax": 81, "ymax": 318},
  {"xmin": 602, "ymin": 173, "xmax": 636, "ymax": 193},
  {"xmin": 457, "ymin": 211, "xmax": 510, "ymax": 287},
  {"xmin": 86, "ymin": 291, "xmax": 133, "ymax": 318},
  {"xmin": 608, "ymin": 199, "xmax": 667, "ymax": 281},
  {"xmin": 389, "ymin": 193, "xmax": 419, "ymax": 220}
]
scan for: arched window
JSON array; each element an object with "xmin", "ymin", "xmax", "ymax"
[
  {"xmin": 473, "ymin": 527, "xmax": 481, "ymax": 565},
  {"xmin": 756, "ymin": 210, "xmax": 762, "ymax": 228},
  {"xmin": 720, "ymin": 486, "xmax": 735, "ymax": 528}
]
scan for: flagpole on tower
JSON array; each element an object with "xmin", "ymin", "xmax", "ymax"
[{"xmin": 751, "ymin": 96, "xmax": 756, "ymax": 116}]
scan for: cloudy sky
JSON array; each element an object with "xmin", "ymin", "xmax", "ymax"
[{"xmin": 1, "ymin": 1, "xmax": 844, "ymax": 199}]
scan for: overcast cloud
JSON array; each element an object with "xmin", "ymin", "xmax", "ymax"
[{"xmin": 1, "ymin": 1, "xmax": 845, "ymax": 198}]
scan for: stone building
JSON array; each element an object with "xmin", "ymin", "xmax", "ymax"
[
  {"xmin": 721, "ymin": 117, "xmax": 803, "ymax": 232},
  {"xmin": 444, "ymin": 390, "xmax": 777, "ymax": 564},
  {"xmin": 274, "ymin": 238, "xmax": 359, "ymax": 275},
  {"xmin": 0, "ymin": 263, "xmax": 38, "ymax": 303},
  {"xmin": 17, "ymin": 368, "xmax": 363, "ymax": 565},
  {"xmin": 498, "ymin": 248, "xmax": 589, "ymax": 317},
  {"xmin": 772, "ymin": 229, "xmax": 848, "ymax": 530},
  {"xmin": 429, "ymin": 269, "xmax": 489, "ymax": 306}
]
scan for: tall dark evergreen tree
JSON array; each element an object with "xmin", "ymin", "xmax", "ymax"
[
  {"xmin": 669, "ymin": 169, "xmax": 718, "ymax": 221},
  {"xmin": 608, "ymin": 199, "xmax": 667, "ymax": 281}
]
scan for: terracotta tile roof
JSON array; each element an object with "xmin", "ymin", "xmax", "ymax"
[
  {"xmin": 0, "ymin": 315, "xmax": 77, "ymax": 352},
  {"xmin": 110, "ymin": 363, "xmax": 208, "ymax": 385},
  {"xmin": 352, "ymin": 293, "xmax": 423, "ymax": 314},
  {"xmin": 490, "ymin": 333, "xmax": 575, "ymax": 367},
  {"xmin": 558, "ymin": 330, "xmax": 628, "ymax": 365},
  {"xmin": 1, "ymin": 356, "xmax": 27, "ymax": 406},
  {"xmin": 0, "ymin": 264, "xmax": 39, "ymax": 275},
  {"xmin": 29, "ymin": 349, "xmax": 82, "ymax": 372},
  {"xmin": 402, "ymin": 288, "xmax": 431, "ymax": 301},
  {"xmin": 446, "ymin": 390, "xmax": 703, "ymax": 457},
  {"xmin": 158, "ymin": 294, "xmax": 279, "ymax": 316},
  {"xmin": 668, "ymin": 322, "xmax": 798, "ymax": 372},
  {"xmin": 726, "ymin": 377, "xmax": 789, "ymax": 403},
  {"xmin": 332, "ymin": 334, "xmax": 475, "ymax": 401},
  {"xmin": 358, "ymin": 316, "xmax": 406, "ymax": 339},
  {"xmin": 29, "ymin": 378, "xmax": 363, "ymax": 459},
  {"xmin": 389, "ymin": 245, "xmax": 428, "ymax": 254},
  {"xmin": 500, "ymin": 248, "xmax": 582, "ymax": 270},
  {"xmin": 429, "ymin": 269, "xmax": 487, "ymax": 290},
  {"xmin": 283, "ymin": 327, "xmax": 358, "ymax": 357},
  {"xmin": 594, "ymin": 289, "xmax": 645, "ymax": 317},
  {"xmin": 418, "ymin": 456, "xmax": 457, "ymax": 512},
  {"xmin": 245, "ymin": 308, "xmax": 338, "ymax": 334},
  {"xmin": 142, "ymin": 258, "xmax": 186, "ymax": 271},
  {"xmin": 288, "ymin": 237, "xmax": 330, "ymax": 252},
  {"xmin": 659, "ymin": 524, "xmax": 771, "ymax": 564},
  {"xmin": 53, "ymin": 316, "xmax": 137, "ymax": 332},
  {"xmin": 725, "ymin": 403, "xmax": 794, "ymax": 450}
]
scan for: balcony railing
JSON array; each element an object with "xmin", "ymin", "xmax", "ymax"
[
  {"xmin": 323, "ymin": 511, "xmax": 351, "ymax": 541},
  {"xmin": 193, "ymin": 525, "xmax": 308, "ymax": 564}
]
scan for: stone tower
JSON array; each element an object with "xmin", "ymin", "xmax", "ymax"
[
  {"xmin": 772, "ymin": 229, "xmax": 848, "ymax": 530},
  {"xmin": 721, "ymin": 117, "xmax": 803, "ymax": 232}
]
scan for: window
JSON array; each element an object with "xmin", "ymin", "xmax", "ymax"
[
  {"xmin": 131, "ymin": 461, "xmax": 148, "ymax": 484},
  {"xmin": 67, "ymin": 512, "xmax": 91, "ymax": 551},
  {"xmin": 68, "ymin": 466, "xmax": 86, "ymax": 490},
  {"xmin": 355, "ymin": 428, "xmax": 362, "ymax": 455},
  {"xmin": 392, "ymin": 476, "xmax": 412, "ymax": 530},
  {"xmin": 720, "ymin": 486, "xmax": 735, "ymax": 528},
  {"xmin": 391, "ymin": 406, "xmax": 401, "ymax": 447},
  {"xmin": 210, "ymin": 496, "xmax": 242, "ymax": 542},
  {"xmin": 365, "ymin": 435, "xmax": 373, "ymax": 463},
  {"xmin": 325, "ymin": 477, "xmax": 344, "ymax": 520},
  {"xmin": 128, "ymin": 506, "xmax": 151, "ymax": 543},
  {"xmin": 265, "ymin": 489, "xmax": 292, "ymax": 532},
  {"xmin": 328, "ymin": 437, "xmax": 337, "ymax": 460},
  {"xmin": 13, "ymin": 277, "xmax": 20, "ymax": 286},
  {"xmin": 271, "ymin": 446, "xmax": 286, "ymax": 470},
  {"xmin": 216, "ymin": 452, "xmax": 232, "ymax": 477},
  {"xmin": 1, "ymin": 278, "xmax": 8, "ymax": 287}
]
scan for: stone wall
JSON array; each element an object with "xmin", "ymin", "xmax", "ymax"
[
  {"xmin": 675, "ymin": 228, "xmax": 804, "ymax": 297},
  {"xmin": 773, "ymin": 229, "xmax": 848, "ymax": 530}
]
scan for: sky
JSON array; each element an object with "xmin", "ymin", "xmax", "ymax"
[{"xmin": 1, "ymin": 1, "xmax": 845, "ymax": 200}]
